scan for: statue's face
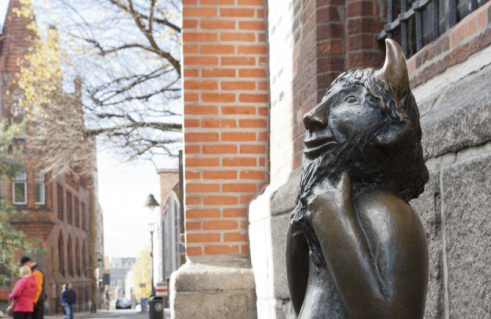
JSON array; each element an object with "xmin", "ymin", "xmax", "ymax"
[{"xmin": 303, "ymin": 82, "xmax": 382, "ymax": 158}]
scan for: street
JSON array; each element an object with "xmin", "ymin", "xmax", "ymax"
[{"xmin": 46, "ymin": 309, "xmax": 170, "ymax": 319}]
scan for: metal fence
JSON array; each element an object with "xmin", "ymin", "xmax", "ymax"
[{"xmin": 377, "ymin": 0, "xmax": 490, "ymax": 57}]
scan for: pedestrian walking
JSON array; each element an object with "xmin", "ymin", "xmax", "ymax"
[
  {"xmin": 60, "ymin": 285, "xmax": 67, "ymax": 319},
  {"xmin": 20, "ymin": 257, "xmax": 46, "ymax": 319},
  {"xmin": 61, "ymin": 283, "xmax": 77, "ymax": 319},
  {"xmin": 8, "ymin": 266, "xmax": 37, "ymax": 319}
]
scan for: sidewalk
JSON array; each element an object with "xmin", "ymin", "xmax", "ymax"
[
  {"xmin": 45, "ymin": 310, "xmax": 113, "ymax": 319},
  {"xmin": 44, "ymin": 309, "xmax": 170, "ymax": 319}
]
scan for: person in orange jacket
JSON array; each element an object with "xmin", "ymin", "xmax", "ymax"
[{"xmin": 20, "ymin": 257, "xmax": 46, "ymax": 319}]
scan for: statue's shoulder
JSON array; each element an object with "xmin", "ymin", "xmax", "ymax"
[
  {"xmin": 354, "ymin": 188, "xmax": 422, "ymax": 237},
  {"xmin": 355, "ymin": 188, "xmax": 413, "ymax": 215}
]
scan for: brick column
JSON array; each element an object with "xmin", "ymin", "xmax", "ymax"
[
  {"xmin": 345, "ymin": 0, "xmax": 384, "ymax": 68},
  {"xmin": 182, "ymin": 0, "xmax": 269, "ymax": 259},
  {"xmin": 171, "ymin": 0, "xmax": 269, "ymax": 318}
]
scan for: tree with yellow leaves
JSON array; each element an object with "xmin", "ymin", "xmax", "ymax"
[
  {"xmin": 12, "ymin": 0, "xmax": 96, "ymax": 176},
  {"xmin": 130, "ymin": 248, "xmax": 152, "ymax": 301}
]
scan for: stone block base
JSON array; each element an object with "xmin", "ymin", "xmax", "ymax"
[
  {"xmin": 170, "ymin": 258, "xmax": 257, "ymax": 319},
  {"xmin": 256, "ymin": 298, "xmax": 295, "ymax": 319}
]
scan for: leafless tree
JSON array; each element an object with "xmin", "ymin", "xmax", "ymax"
[{"xmin": 24, "ymin": 0, "xmax": 182, "ymax": 169}]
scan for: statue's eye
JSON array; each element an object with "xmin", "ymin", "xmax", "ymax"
[{"xmin": 345, "ymin": 96, "xmax": 358, "ymax": 103}]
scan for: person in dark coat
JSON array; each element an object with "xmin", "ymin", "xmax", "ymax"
[{"xmin": 61, "ymin": 283, "xmax": 76, "ymax": 319}]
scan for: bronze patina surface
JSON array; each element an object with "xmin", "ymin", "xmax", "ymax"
[{"xmin": 286, "ymin": 39, "xmax": 430, "ymax": 319}]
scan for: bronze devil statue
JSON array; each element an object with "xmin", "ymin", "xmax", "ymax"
[{"xmin": 286, "ymin": 39, "xmax": 429, "ymax": 319}]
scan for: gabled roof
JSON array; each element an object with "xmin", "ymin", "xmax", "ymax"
[{"xmin": 0, "ymin": 0, "xmax": 36, "ymax": 73}]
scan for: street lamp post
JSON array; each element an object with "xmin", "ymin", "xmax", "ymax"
[
  {"xmin": 148, "ymin": 222, "xmax": 155, "ymax": 296},
  {"xmin": 145, "ymin": 194, "xmax": 160, "ymax": 297}
]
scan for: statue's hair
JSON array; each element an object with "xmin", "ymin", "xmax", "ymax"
[
  {"xmin": 334, "ymin": 68, "xmax": 428, "ymax": 201},
  {"xmin": 300, "ymin": 68, "xmax": 428, "ymax": 202},
  {"xmin": 291, "ymin": 67, "xmax": 428, "ymax": 267}
]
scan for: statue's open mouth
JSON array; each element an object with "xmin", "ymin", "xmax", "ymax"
[{"xmin": 304, "ymin": 135, "xmax": 336, "ymax": 156}]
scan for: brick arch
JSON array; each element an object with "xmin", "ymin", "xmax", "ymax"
[
  {"xmin": 58, "ymin": 231, "xmax": 65, "ymax": 276},
  {"xmin": 67, "ymin": 235, "xmax": 74, "ymax": 276}
]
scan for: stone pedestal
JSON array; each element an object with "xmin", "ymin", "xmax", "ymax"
[{"xmin": 170, "ymin": 257, "xmax": 257, "ymax": 319}]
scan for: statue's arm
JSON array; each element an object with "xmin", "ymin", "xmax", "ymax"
[
  {"xmin": 307, "ymin": 173, "xmax": 390, "ymax": 318},
  {"xmin": 286, "ymin": 222, "xmax": 309, "ymax": 316}
]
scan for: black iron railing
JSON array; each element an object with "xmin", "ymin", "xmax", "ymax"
[{"xmin": 377, "ymin": 0, "xmax": 489, "ymax": 57}]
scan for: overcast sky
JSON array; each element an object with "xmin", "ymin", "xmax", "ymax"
[
  {"xmin": 0, "ymin": 2, "xmax": 7, "ymax": 29},
  {"xmin": 0, "ymin": 0, "xmax": 172, "ymax": 258},
  {"xmin": 97, "ymin": 149, "xmax": 164, "ymax": 258}
]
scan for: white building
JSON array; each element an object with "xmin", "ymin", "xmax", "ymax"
[{"xmin": 151, "ymin": 169, "xmax": 183, "ymax": 288}]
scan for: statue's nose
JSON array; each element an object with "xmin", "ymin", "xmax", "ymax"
[{"xmin": 303, "ymin": 103, "xmax": 328, "ymax": 131}]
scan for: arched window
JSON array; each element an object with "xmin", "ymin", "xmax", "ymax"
[
  {"xmin": 57, "ymin": 184, "xmax": 65, "ymax": 221},
  {"xmin": 58, "ymin": 231, "xmax": 65, "ymax": 276},
  {"xmin": 81, "ymin": 203, "xmax": 86, "ymax": 230},
  {"xmin": 66, "ymin": 191, "xmax": 73, "ymax": 225},
  {"xmin": 67, "ymin": 235, "xmax": 74, "ymax": 276},
  {"xmin": 82, "ymin": 241, "xmax": 87, "ymax": 277},
  {"xmin": 75, "ymin": 239, "xmax": 81, "ymax": 277},
  {"xmin": 74, "ymin": 197, "xmax": 80, "ymax": 228}
]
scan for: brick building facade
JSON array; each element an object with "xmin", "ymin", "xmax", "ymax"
[
  {"xmin": 181, "ymin": 0, "xmax": 270, "ymax": 259},
  {"xmin": 177, "ymin": 0, "xmax": 491, "ymax": 318},
  {"xmin": 0, "ymin": 0, "xmax": 103, "ymax": 314}
]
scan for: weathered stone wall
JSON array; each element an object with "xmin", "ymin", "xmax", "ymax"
[
  {"xmin": 249, "ymin": 21, "xmax": 491, "ymax": 319},
  {"xmin": 409, "ymin": 50, "xmax": 491, "ymax": 319}
]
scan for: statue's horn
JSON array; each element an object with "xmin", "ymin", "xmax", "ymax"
[{"xmin": 376, "ymin": 39, "xmax": 409, "ymax": 92}]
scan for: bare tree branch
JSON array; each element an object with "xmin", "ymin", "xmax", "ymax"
[{"xmin": 19, "ymin": 0, "xmax": 183, "ymax": 169}]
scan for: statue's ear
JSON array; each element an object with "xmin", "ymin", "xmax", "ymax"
[{"xmin": 375, "ymin": 119, "xmax": 411, "ymax": 149}]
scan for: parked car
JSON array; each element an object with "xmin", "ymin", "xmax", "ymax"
[{"xmin": 116, "ymin": 298, "xmax": 132, "ymax": 309}]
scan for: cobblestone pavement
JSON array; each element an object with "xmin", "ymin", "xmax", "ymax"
[{"xmin": 45, "ymin": 309, "xmax": 170, "ymax": 319}]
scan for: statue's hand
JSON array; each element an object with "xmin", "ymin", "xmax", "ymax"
[{"xmin": 306, "ymin": 172, "xmax": 352, "ymax": 228}]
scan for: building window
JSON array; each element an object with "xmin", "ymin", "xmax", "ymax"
[
  {"xmin": 67, "ymin": 191, "xmax": 73, "ymax": 225},
  {"xmin": 58, "ymin": 232, "xmax": 65, "ymax": 276},
  {"xmin": 67, "ymin": 235, "xmax": 74, "ymax": 276},
  {"xmin": 57, "ymin": 184, "xmax": 65, "ymax": 220},
  {"xmin": 82, "ymin": 241, "xmax": 87, "ymax": 276},
  {"xmin": 81, "ymin": 203, "xmax": 86, "ymax": 230},
  {"xmin": 75, "ymin": 240, "xmax": 81, "ymax": 277},
  {"xmin": 34, "ymin": 172, "xmax": 46, "ymax": 205},
  {"xmin": 13, "ymin": 171, "xmax": 27, "ymax": 205},
  {"xmin": 377, "ymin": 0, "xmax": 490, "ymax": 58},
  {"xmin": 75, "ymin": 197, "xmax": 80, "ymax": 228}
]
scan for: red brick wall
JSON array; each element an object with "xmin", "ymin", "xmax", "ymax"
[
  {"xmin": 408, "ymin": 1, "xmax": 491, "ymax": 87},
  {"xmin": 269, "ymin": 0, "xmax": 384, "ymax": 181},
  {"xmin": 345, "ymin": 0, "xmax": 384, "ymax": 69},
  {"xmin": 182, "ymin": 0, "xmax": 269, "ymax": 257}
]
